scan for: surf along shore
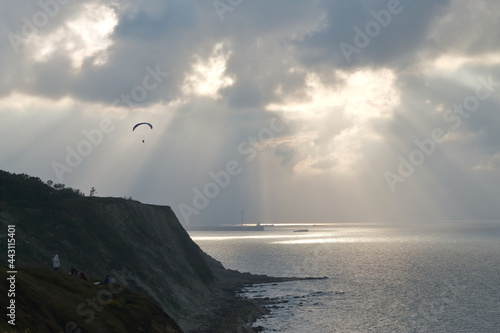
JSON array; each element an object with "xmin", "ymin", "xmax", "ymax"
[{"xmin": 203, "ymin": 267, "xmax": 328, "ymax": 332}]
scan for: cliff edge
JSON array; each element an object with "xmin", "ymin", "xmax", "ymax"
[{"xmin": 0, "ymin": 170, "xmax": 268, "ymax": 332}]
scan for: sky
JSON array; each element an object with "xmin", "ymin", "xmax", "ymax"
[{"xmin": 1, "ymin": 0, "xmax": 500, "ymax": 226}]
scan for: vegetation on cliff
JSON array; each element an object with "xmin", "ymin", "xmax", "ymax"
[
  {"xmin": 0, "ymin": 170, "xmax": 217, "ymax": 331},
  {"xmin": 0, "ymin": 170, "xmax": 84, "ymax": 203},
  {"xmin": 0, "ymin": 266, "xmax": 182, "ymax": 333}
]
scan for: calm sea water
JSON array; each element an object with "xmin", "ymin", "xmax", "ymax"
[{"xmin": 189, "ymin": 222, "xmax": 500, "ymax": 332}]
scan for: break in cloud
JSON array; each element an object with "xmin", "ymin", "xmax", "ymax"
[{"xmin": 1, "ymin": 0, "xmax": 500, "ymax": 225}]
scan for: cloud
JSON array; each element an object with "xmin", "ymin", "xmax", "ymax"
[
  {"xmin": 1, "ymin": 0, "xmax": 500, "ymax": 223},
  {"xmin": 182, "ymin": 43, "xmax": 234, "ymax": 99},
  {"xmin": 293, "ymin": 0, "xmax": 451, "ymax": 69},
  {"xmin": 267, "ymin": 68, "xmax": 400, "ymax": 174}
]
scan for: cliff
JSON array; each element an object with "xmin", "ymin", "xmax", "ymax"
[
  {"xmin": 0, "ymin": 170, "xmax": 322, "ymax": 332},
  {"xmin": 0, "ymin": 171, "xmax": 253, "ymax": 332}
]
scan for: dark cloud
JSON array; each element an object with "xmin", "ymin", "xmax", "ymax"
[
  {"xmin": 1, "ymin": 0, "xmax": 500, "ymax": 223},
  {"xmin": 294, "ymin": 0, "xmax": 451, "ymax": 69}
]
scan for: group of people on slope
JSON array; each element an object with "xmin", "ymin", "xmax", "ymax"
[
  {"xmin": 68, "ymin": 267, "xmax": 90, "ymax": 281},
  {"xmin": 52, "ymin": 254, "xmax": 109, "ymax": 285}
]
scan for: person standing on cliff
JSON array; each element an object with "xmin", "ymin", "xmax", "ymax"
[{"xmin": 52, "ymin": 254, "xmax": 60, "ymax": 271}]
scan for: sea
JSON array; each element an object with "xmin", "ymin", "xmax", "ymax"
[{"xmin": 188, "ymin": 222, "xmax": 500, "ymax": 333}]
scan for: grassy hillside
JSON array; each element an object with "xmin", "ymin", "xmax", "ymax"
[
  {"xmin": 0, "ymin": 169, "xmax": 219, "ymax": 330},
  {"xmin": 0, "ymin": 266, "xmax": 182, "ymax": 333}
]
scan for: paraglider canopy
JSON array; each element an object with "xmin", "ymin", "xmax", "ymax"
[
  {"xmin": 132, "ymin": 122, "xmax": 153, "ymax": 143},
  {"xmin": 132, "ymin": 122, "xmax": 153, "ymax": 131}
]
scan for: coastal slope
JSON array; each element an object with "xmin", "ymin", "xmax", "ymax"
[
  {"xmin": 0, "ymin": 266, "xmax": 183, "ymax": 333},
  {"xmin": 0, "ymin": 170, "xmax": 260, "ymax": 332}
]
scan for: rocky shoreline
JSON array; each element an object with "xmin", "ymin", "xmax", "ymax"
[{"xmin": 195, "ymin": 269, "xmax": 328, "ymax": 332}]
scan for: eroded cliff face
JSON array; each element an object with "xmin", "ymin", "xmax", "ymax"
[{"xmin": 0, "ymin": 197, "xmax": 226, "ymax": 331}]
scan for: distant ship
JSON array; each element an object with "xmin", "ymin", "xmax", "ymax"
[
  {"xmin": 293, "ymin": 229, "xmax": 309, "ymax": 232},
  {"xmin": 186, "ymin": 224, "xmax": 264, "ymax": 231}
]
